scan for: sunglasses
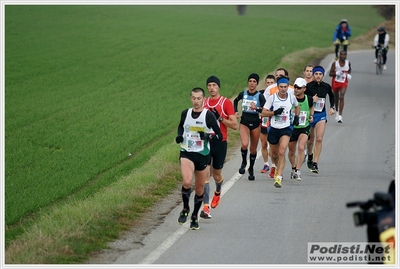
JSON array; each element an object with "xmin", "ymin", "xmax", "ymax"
[{"xmin": 294, "ymin": 85, "xmax": 304, "ymax": 89}]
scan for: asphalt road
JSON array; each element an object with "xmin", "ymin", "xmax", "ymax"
[{"xmin": 102, "ymin": 49, "xmax": 396, "ymax": 266}]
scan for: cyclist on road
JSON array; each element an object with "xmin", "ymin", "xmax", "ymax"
[
  {"xmin": 374, "ymin": 26, "xmax": 390, "ymax": 70},
  {"xmin": 332, "ymin": 19, "xmax": 352, "ymax": 60}
]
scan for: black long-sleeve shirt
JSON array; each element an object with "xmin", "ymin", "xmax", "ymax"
[{"xmin": 305, "ymin": 81, "xmax": 335, "ymax": 113}]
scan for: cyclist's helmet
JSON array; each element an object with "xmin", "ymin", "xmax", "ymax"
[{"xmin": 378, "ymin": 26, "xmax": 386, "ymax": 32}]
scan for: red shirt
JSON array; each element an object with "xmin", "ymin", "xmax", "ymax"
[{"xmin": 204, "ymin": 96, "xmax": 235, "ymax": 141}]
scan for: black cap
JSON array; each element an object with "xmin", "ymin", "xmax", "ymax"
[
  {"xmin": 206, "ymin": 75, "xmax": 220, "ymax": 87},
  {"xmin": 248, "ymin": 73, "xmax": 259, "ymax": 85}
]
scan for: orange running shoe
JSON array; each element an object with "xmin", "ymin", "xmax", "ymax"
[
  {"xmin": 211, "ymin": 192, "xmax": 221, "ymax": 208},
  {"xmin": 200, "ymin": 205, "xmax": 212, "ymax": 219},
  {"xmin": 269, "ymin": 166, "xmax": 276, "ymax": 179}
]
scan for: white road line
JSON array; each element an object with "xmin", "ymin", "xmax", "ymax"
[{"xmin": 139, "ymin": 148, "xmax": 263, "ymax": 264}]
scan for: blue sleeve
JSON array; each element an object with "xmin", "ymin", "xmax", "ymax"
[
  {"xmin": 333, "ymin": 25, "xmax": 339, "ymax": 41},
  {"xmin": 347, "ymin": 25, "xmax": 352, "ymax": 37}
]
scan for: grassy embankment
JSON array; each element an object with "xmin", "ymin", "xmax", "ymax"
[{"xmin": 4, "ymin": 5, "xmax": 388, "ymax": 263}]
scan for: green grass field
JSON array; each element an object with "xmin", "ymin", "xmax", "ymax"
[{"xmin": 4, "ymin": 4, "xmax": 386, "ymax": 263}]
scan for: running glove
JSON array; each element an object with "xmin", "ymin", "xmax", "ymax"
[
  {"xmin": 175, "ymin": 135, "xmax": 183, "ymax": 144},
  {"xmin": 274, "ymin": 107, "xmax": 284, "ymax": 116},
  {"xmin": 293, "ymin": 115, "xmax": 299, "ymax": 126},
  {"xmin": 198, "ymin": 131, "xmax": 220, "ymax": 141}
]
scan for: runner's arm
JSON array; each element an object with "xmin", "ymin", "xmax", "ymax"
[
  {"xmin": 177, "ymin": 109, "xmax": 188, "ymax": 136},
  {"xmin": 206, "ymin": 111, "xmax": 223, "ymax": 141},
  {"xmin": 328, "ymin": 61, "xmax": 336, "ymax": 77}
]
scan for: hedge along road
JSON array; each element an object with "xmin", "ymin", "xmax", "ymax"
[{"xmin": 88, "ymin": 49, "xmax": 396, "ymax": 265}]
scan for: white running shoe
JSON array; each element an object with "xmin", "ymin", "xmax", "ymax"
[
  {"xmin": 293, "ymin": 171, "xmax": 302, "ymax": 181},
  {"xmin": 383, "ymin": 65, "xmax": 387, "ymax": 70},
  {"xmin": 374, "ymin": 58, "xmax": 377, "ymax": 63},
  {"xmin": 337, "ymin": 115, "xmax": 343, "ymax": 123},
  {"xmin": 335, "ymin": 111, "xmax": 339, "ymax": 122}
]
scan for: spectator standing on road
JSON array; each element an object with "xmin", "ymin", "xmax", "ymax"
[
  {"xmin": 329, "ymin": 50, "xmax": 352, "ymax": 123},
  {"xmin": 175, "ymin": 87, "xmax": 222, "ymax": 230},
  {"xmin": 259, "ymin": 74, "xmax": 276, "ymax": 174},
  {"xmin": 304, "ymin": 66, "xmax": 335, "ymax": 174},
  {"xmin": 234, "ymin": 73, "xmax": 266, "ymax": 181},
  {"xmin": 261, "ymin": 76, "xmax": 300, "ymax": 188},
  {"xmin": 333, "ymin": 19, "xmax": 352, "ymax": 60},
  {"xmin": 200, "ymin": 76, "xmax": 238, "ymax": 219},
  {"xmin": 288, "ymin": 78, "xmax": 314, "ymax": 181},
  {"xmin": 373, "ymin": 26, "xmax": 390, "ymax": 70}
]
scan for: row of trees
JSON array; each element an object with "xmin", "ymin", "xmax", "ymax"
[{"xmin": 373, "ymin": 5, "xmax": 395, "ymax": 20}]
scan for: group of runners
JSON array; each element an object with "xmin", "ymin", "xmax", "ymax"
[
  {"xmin": 173, "ymin": 18, "xmax": 390, "ymax": 230},
  {"xmin": 173, "ymin": 18, "xmax": 391, "ymax": 228}
]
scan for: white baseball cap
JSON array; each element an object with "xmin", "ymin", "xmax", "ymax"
[{"xmin": 294, "ymin": 77, "xmax": 307, "ymax": 88}]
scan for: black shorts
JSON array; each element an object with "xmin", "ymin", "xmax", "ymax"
[
  {"xmin": 240, "ymin": 118, "xmax": 261, "ymax": 131},
  {"xmin": 179, "ymin": 151, "xmax": 210, "ymax": 171},
  {"xmin": 209, "ymin": 140, "xmax": 227, "ymax": 169},
  {"xmin": 267, "ymin": 126, "xmax": 293, "ymax": 145},
  {"xmin": 261, "ymin": 127, "xmax": 268, "ymax": 134},
  {"xmin": 290, "ymin": 125, "xmax": 311, "ymax": 142}
]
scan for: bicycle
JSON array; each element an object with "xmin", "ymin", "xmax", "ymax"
[
  {"xmin": 333, "ymin": 40, "xmax": 350, "ymax": 60},
  {"xmin": 374, "ymin": 45, "xmax": 384, "ymax": 75}
]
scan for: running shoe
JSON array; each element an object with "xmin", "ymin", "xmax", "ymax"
[
  {"xmin": 274, "ymin": 176, "xmax": 282, "ymax": 188},
  {"xmin": 310, "ymin": 162, "xmax": 319, "ymax": 174},
  {"xmin": 178, "ymin": 208, "xmax": 190, "ymax": 224},
  {"xmin": 248, "ymin": 168, "xmax": 255, "ymax": 181},
  {"xmin": 335, "ymin": 111, "xmax": 339, "ymax": 122},
  {"xmin": 211, "ymin": 192, "xmax": 221, "ymax": 208},
  {"xmin": 260, "ymin": 164, "xmax": 270, "ymax": 173},
  {"xmin": 190, "ymin": 216, "xmax": 200, "ymax": 230},
  {"xmin": 293, "ymin": 171, "xmax": 302, "ymax": 181},
  {"xmin": 290, "ymin": 169, "xmax": 296, "ymax": 180},
  {"xmin": 337, "ymin": 115, "xmax": 343, "ymax": 123},
  {"xmin": 374, "ymin": 58, "xmax": 377, "ymax": 63},
  {"xmin": 383, "ymin": 65, "xmax": 387, "ymax": 70},
  {"xmin": 269, "ymin": 166, "xmax": 276, "ymax": 179},
  {"xmin": 239, "ymin": 162, "xmax": 247, "ymax": 174},
  {"xmin": 200, "ymin": 205, "xmax": 212, "ymax": 219},
  {"xmin": 307, "ymin": 159, "xmax": 313, "ymax": 170}
]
